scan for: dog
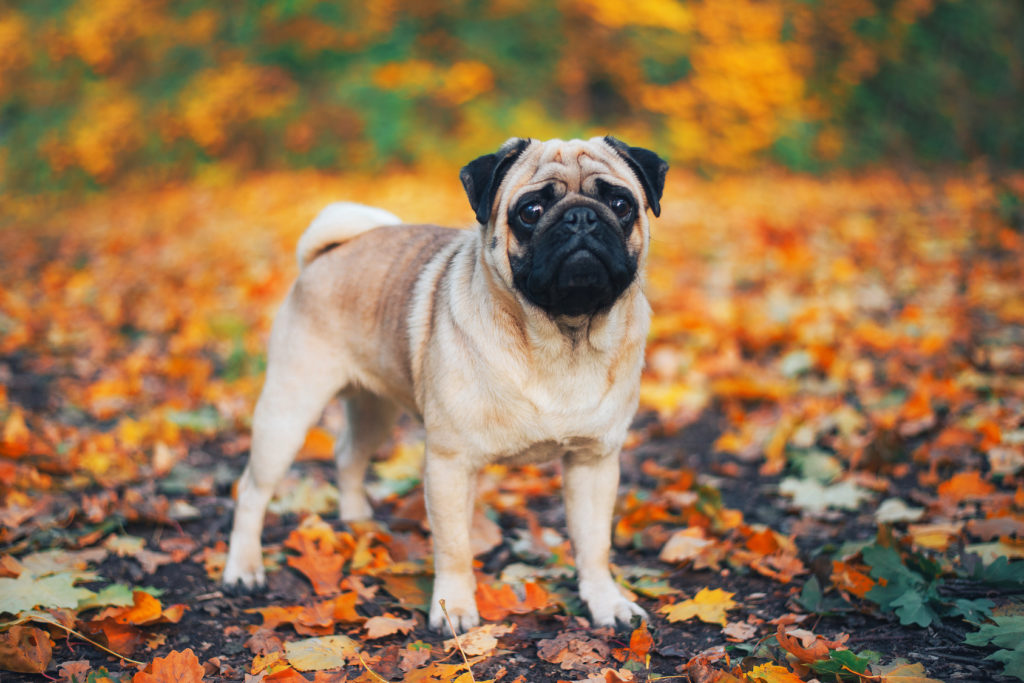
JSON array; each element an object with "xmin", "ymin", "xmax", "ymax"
[{"xmin": 223, "ymin": 136, "xmax": 668, "ymax": 632}]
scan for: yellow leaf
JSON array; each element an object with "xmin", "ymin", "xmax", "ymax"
[
  {"xmin": 283, "ymin": 635, "xmax": 360, "ymax": 671},
  {"xmin": 658, "ymin": 587, "xmax": 737, "ymax": 626}
]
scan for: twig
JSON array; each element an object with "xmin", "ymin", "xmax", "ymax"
[{"xmin": 439, "ymin": 599, "xmax": 477, "ymax": 683}]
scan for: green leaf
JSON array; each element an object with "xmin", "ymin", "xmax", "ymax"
[
  {"xmin": 976, "ymin": 556, "xmax": 1024, "ymax": 588},
  {"xmin": 965, "ymin": 616, "xmax": 1024, "ymax": 649},
  {"xmin": 987, "ymin": 647, "xmax": 1024, "ymax": 682},
  {"xmin": 0, "ymin": 572, "xmax": 96, "ymax": 614},
  {"xmin": 965, "ymin": 616, "xmax": 1024, "ymax": 681},
  {"xmin": 890, "ymin": 590, "xmax": 938, "ymax": 628},
  {"xmin": 950, "ymin": 598, "xmax": 994, "ymax": 623},
  {"xmin": 810, "ymin": 649, "xmax": 871, "ymax": 680},
  {"xmin": 77, "ymin": 584, "xmax": 136, "ymax": 611}
]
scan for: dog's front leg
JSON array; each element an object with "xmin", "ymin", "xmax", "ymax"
[
  {"xmin": 563, "ymin": 450, "xmax": 647, "ymax": 628},
  {"xmin": 424, "ymin": 448, "xmax": 480, "ymax": 632}
]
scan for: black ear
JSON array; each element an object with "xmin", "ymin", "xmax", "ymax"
[
  {"xmin": 603, "ymin": 136, "xmax": 669, "ymax": 217},
  {"xmin": 460, "ymin": 138, "xmax": 531, "ymax": 225}
]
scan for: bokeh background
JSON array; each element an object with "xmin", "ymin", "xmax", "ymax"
[{"xmin": 3, "ymin": 0, "xmax": 1024, "ymax": 195}]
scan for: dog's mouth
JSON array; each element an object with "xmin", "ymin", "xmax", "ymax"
[{"xmin": 522, "ymin": 242, "xmax": 633, "ymax": 317}]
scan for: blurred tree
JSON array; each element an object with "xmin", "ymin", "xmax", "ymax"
[{"xmin": 1, "ymin": 0, "xmax": 1022, "ymax": 194}]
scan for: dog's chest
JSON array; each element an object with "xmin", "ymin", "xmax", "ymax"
[{"xmin": 465, "ymin": 350, "xmax": 639, "ymax": 463}]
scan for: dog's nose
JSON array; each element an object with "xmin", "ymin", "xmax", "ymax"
[{"xmin": 562, "ymin": 207, "xmax": 599, "ymax": 233}]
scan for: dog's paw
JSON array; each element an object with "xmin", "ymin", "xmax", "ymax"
[
  {"xmin": 581, "ymin": 581, "xmax": 648, "ymax": 629},
  {"xmin": 223, "ymin": 542, "xmax": 266, "ymax": 592},
  {"xmin": 428, "ymin": 577, "xmax": 480, "ymax": 633}
]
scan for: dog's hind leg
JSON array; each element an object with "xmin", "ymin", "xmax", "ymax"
[
  {"xmin": 224, "ymin": 313, "xmax": 348, "ymax": 590},
  {"xmin": 336, "ymin": 391, "xmax": 399, "ymax": 521}
]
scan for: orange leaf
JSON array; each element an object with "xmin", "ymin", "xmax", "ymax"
[
  {"xmin": 299, "ymin": 427, "xmax": 335, "ymax": 461},
  {"xmin": 133, "ymin": 648, "xmax": 205, "ymax": 683},
  {"xmin": 612, "ymin": 621, "xmax": 653, "ymax": 664},
  {"xmin": 831, "ymin": 560, "xmax": 875, "ymax": 598},
  {"xmin": 476, "ymin": 581, "xmax": 549, "ymax": 621},
  {"xmin": 937, "ymin": 471, "xmax": 995, "ymax": 502},
  {"xmin": 287, "ymin": 548, "xmax": 344, "ymax": 595}
]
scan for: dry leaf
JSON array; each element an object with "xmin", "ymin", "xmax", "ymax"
[
  {"xmin": 363, "ymin": 614, "xmax": 416, "ymax": 639},
  {"xmin": 537, "ymin": 631, "xmax": 610, "ymax": 671},
  {"xmin": 133, "ymin": 648, "xmax": 205, "ymax": 683}
]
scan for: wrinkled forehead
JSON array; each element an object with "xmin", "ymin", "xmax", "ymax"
[{"xmin": 505, "ymin": 138, "xmax": 635, "ymax": 197}]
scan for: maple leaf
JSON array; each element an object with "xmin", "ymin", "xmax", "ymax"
[
  {"xmin": 0, "ymin": 625, "xmax": 52, "ymax": 674},
  {"xmin": 659, "ymin": 527, "xmax": 716, "ymax": 564},
  {"xmin": 537, "ymin": 631, "xmax": 610, "ymax": 671},
  {"xmin": 0, "ymin": 571, "xmax": 96, "ymax": 613},
  {"xmin": 363, "ymin": 614, "xmax": 416, "ymax": 639},
  {"xmin": 283, "ymin": 635, "xmax": 360, "ymax": 671},
  {"xmin": 778, "ymin": 477, "xmax": 873, "ymax": 513},
  {"xmin": 776, "ymin": 625, "xmax": 848, "ymax": 664},
  {"xmin": 659, "ymin": 587, "xmax": 738, "ymax": 626},
  {"xmin": 133, "ymin": 648, "xmax": 205, "ymax": 683}
]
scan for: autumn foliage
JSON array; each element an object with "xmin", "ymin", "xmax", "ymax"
[{"xmin": 3, "ymin": 0, "xmax": 1024, "ymax": 195}]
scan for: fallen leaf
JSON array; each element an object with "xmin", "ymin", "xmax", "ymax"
[
  {"xmin": 363, "ymin": 614, "xmax": 417, "ymax": 639},
  {"xmin": 870, "ymin": 660, "xmax": 945, "ymax": 682},
  {"xmin": 612, "ymin": 621, "xmax": 653, "ymax": 663},
  {"xmin": 445, "ymin": 623, "xmax": 515, "ymax": 657},
  {"xmin": 0, "ymin": 625, "xmax": 52, "ymax": 674},
  {"xmin": 476, "ymin": 581, "xmax": 549, "ymax": 620},
  {"xmin": 133, "ymin": 648, "xmax": 205, "ymax": 683},
  {"xmin": 399, "ymin": 641, "xmax": 432, "ymax": 672},
  {"xmin": 722, "ymin": 620, "xmax": 758, "ymax": 642},
  {"xmin": 284, "ymin": 635, "xmax": 360, "ymax": 671},
  {"xmin": 659, "ymin": 527, "xmax": 715, "ymax": 564},
  {"xmin": 875, "ymin": 498, "xmax": 925, "ymax": 523},
  {"xmin": 779, "ymin": 477, "xmax": 873, "ymax": 513},
  {"xmin": 937, "ymin": 471, "xmax": 995, "ymax": 502},
  {"xmin": 659, "ymin": 587, "xmax": 738, "ymax": 626},
  {"xmin": 0, "ymin": 572, "xmax": 95, "ymax": 613},
  {"xmin": 537, "ymin": 631, "xmax": 610, "ymax": 671},
  {"xmin": 745, "ymin": 662, "xmax": 805, "ymax": 682}
]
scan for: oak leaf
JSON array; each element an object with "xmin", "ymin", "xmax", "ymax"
[{"xmin": 659, "ymin": 587, "xmax": 737, "ymax": 626}]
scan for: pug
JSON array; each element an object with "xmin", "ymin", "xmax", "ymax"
[{"xmin": 223, "ymin": 136, "xmax": 668, "ymax": 632}]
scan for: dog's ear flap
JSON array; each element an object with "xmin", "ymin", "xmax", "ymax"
[
  {"xmin": 460, "ymin": 138, "xmax": 531, "ymax": 226},
  {"xmin": 603, "ymin": 136, "xmax": 669, "ymax": 217}
]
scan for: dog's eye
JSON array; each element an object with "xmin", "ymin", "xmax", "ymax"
[
  {"xmin": 519, "ymin": 202, "xmax": 544, "ymax": 225},
  {"xmin": 609, "ymin": 197, "xmax": 631, "ymax": 218}
]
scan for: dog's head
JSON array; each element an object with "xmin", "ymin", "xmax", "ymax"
[{"xmin": 460, "ymin": 137, "xmax": 668, "ymax": 319}]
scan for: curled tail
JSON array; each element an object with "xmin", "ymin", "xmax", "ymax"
[{"xmin": 296, "ymin": 202, "xmax": 402, "ymax": 268}]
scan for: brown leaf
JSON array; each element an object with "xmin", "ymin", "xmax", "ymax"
[
  {"xmin": 58, "ymin": 659, "xmax": 91, "ymax": 683},
  {"xmin": 0, "ymin": 625, "xmax": 53, "ymax": 674},
  {"xmin": 399, "ymin": 642, "xmax": 432, "ymax": 672},
  {"xmin": 537, "ymin": 631, "xmax": 610, "ymax": 671}
]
